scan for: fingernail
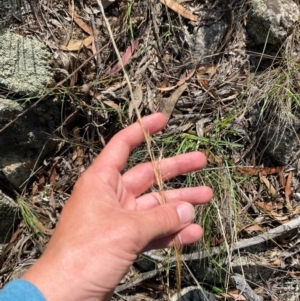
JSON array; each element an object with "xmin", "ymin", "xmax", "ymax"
[{"xmin": 177, "ymin": 203, "xmax": 195, "ymax": 224}]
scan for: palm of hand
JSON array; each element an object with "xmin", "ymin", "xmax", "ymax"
[{"xmin": 22, "ymin": 114, "xmax": 212, "ymax": 301}]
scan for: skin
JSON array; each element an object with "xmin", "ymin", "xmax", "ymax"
[{"xmin": 22, "ymin": 113, "xmax": 213, "ymax": 301}]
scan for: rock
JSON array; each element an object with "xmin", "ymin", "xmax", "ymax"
[
  {"xmin": 231, "ymin": 256, "xmax": 273, "ymax": 285},
  {"xmin": 0, "ymin": 98, "xmax": 61, "ymax": 191},
  {"xmin": 247, "ymin": 0, "xmax": 300, "ymax": 45},
  {"xmin": 259, "ymin": 119, "xmax": 300, "ymax": 165},
  {"xmin": 0, "ymin": 190, "xmax": 19, "ymax": 243},
  {"xmin": 0, "ymin": 30, "xmax": 52, "ymax": 95},
  {"xmin": 171, "ymin": 286, "xmax": 217, "ymax": 301},
  {"xmin": 191, "ymin": 18, "xmax": 228, "ymax": 63}
]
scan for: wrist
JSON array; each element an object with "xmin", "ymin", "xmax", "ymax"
[{"xmin": 21, "ymin": 248, "xmax": 112, "ymax": 301}]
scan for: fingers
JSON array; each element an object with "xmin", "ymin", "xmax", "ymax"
[
  {"xmin": 122, "ymin": 152, "xmax": 207, "ymax": 197},
  {"xmin": 138, "ymin": 202, "xmax": 195, "ymax": 249},
  {"xmin": 93, "ymin": 113, "xmax": 167, "ymax": 172},
  {"xmin": 145, "ymin": 224, "xmax": 203, "ymax": 251},
  {"xmin": 135, "ymin": 186, "xmax": 213, "ymax": 210}
]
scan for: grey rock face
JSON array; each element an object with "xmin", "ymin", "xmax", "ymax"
[
  {"xmin": 0, "ymin": 30, "xmax": 52, "ymax": 95},
  {"xmin": 259, "ymin": 121, "xmax": 300, "ymax": 165},
  {"xmin": 0, "ymin": 190, "xmax": 19, "ymax": 243},
  {"xmin": 231, "ymin": 256, "xmax": 273, "ymax": 284},
  {"xmin": 192, "ymin": 18, "xmax": 228, "ymax": 63},
  {"xmin": 0, "ymin": 98, "xmax": 61, "ymax": 190},
  {"xmin": 247, "ymin": 0, "xmax": 300, "ymax": 45}
]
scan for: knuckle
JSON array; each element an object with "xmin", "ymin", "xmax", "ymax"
[{"xmin": 155, "ymin": 206, "xmax": 177, "ymax": 236}]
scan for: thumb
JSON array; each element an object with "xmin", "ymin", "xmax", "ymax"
[{"xmin": 140, "ymin": 202, "xmax": 195, "ymax": 242}]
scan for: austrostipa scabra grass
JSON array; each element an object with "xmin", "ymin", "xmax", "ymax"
[{"xmin": 96, "ymin": 1, "xmax": 183, "ymax": 299}]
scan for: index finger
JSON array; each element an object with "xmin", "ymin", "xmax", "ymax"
[{"xmin": 93, "ymin": 113, "xmax": 167, "ymax": 171}]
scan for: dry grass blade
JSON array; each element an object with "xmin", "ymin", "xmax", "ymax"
[{"xmin": 96, "ymin": 0, "xmax": 183, "ymax": 298}]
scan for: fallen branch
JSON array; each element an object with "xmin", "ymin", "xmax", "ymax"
[{"xmin": 115, "ymin": 216, "xmax": 300, "ymax": 292}]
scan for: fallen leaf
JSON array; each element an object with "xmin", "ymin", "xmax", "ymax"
[
  {"xmin": 160, "ymin": 83, "xmax": 187, "ymax": 121},
  {"xmin": 36, "ymin": 220, "xmax": 54, "ymax": 236},
  {"xmin": 103, "ymin": 100, "xmax": 124, "ymax": 125},
  {"xmin": 31, "ymin": 182, "xmax": 39, "ymax": 196},
  {"xmin": 256, "ymin": 201, "xmax": 283, "ymax": 211},
  {"xmin": 197, "ymin": 77, "xmax": 217, "ymax": 99},
  {"xmin": 68, "ymin": 3, "xmax": 93, "ymax": 36},
  {"xmin": 92, "ymin": 39, "xmax": 97, "ymax": 60},
  {"xmin": 157, "ymin": 69, "xmax": 195, "ymax": 91},
  {"xmin": 38, "ymin": 175, "xmax": 45, "ymax": 192},
  {"xmin": 49, "ymin": 160, "xmax": 58, "ymax": 186},
  {"xmin": 244, "ymin": 224, "xmax": 264, "ymax": 233},
  {"xmin": 270, "ymin": 258, "xmax": 281, "ymax": 266},
  {"xmin": 259, "ymin": 174, "xmax": 278, "ymax": 198},
  {"xmin": 211, "ymin": 235, "xmax": 225, "ymax": 246},
  {"xmin": 238, "ymin": 166, "xmax": 286, "ymax": 176},
  {"xmin": 289, "ymin": 271, "xmax": 300, "ymax": 278},
  {"xmin": 200, "ymin": 149, "xmax": 224, "ymax": 164},
  {"xmin": 60, "ymin": 36, "xmax": 94, "ymax": 51},
  {"xmin": 128, "ymin": 84, "xmax": 143, "ymax": 119},
  {"xmin": 160, "ymin": 0, "xmax": 198, "ymax": 21},
  {"xmin": 285, "ymin": 171, "xmax": 293, "ymax": 209},
  {"xmin": 197, "ymin": 64, "xmax": 220, "ymax": 79},
  {"xmin": 279, "ymin": 170, "xmax": 286, "ymax": 187},
  {"xmin": 109, "ymin": 39, "xmax": 139, "ymax": 75},
  {"xmin": 221, "ymin": 290, "xmax": 246, "ymax": 301}
]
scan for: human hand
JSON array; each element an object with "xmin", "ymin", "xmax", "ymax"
[{"xmin": 22, "ymin": 113, "xmax": 212, "ymax": 301}]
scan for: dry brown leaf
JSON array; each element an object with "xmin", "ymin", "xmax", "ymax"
[
  {"xmin": 161, "ymin": 83, "xmax": 187, "ymax": 121},
  {"xmin": 238, "ymin": 166, "xmax": 286, "ymax": 176},
  {"xmin": 256, "ymin": 201, "xmax": 283, "ymax": 211},
  {"xmin": 103, "ymin": 100, "xmax": 124, "ymax": 125},
  {"xmin": 31, "ymin": 182, "xmax": 39, "ymax": 196},
  {"xmin": 109, "ymin": 39, "xmax": 139, "ymax": 74},
  {"xmin": 128, "ymin": 84, "xmax": 143, "ymax": 119},
  {"xmin": 157, "ymin": 69, "xmax": 195, "ymax": 91},
  {"xmin": 38, "ymin": 175, "xmax": 45, "ymax": 192},
  {"xmin": 197, "ymin": 77, "xmax": 217, "ymax": 99},
  {"xmin": 49, "ymin": 160, "xmax": 58, "ymax": 186},
  {"xmin": 259, "ymin": 174, "xmax": 278, "ymax": 198},
  {"xmin": 270, "ymin": 258, "xmax": 281, "ymax": 266},
  {"xmin": 222, "ymin": 290, "xmax": 246, "ymax": 301},
  {"xmin": 244, "ymin": 224, "xmax": 264, "ymax": 233},
  {"xmin": 211, "ymin": 236, "xmax": 225, "ymax": 246},
  {"xmin": 285, "ymin": 171, "xmax": 293, "ymax": 209},
  {"xmin": 200, "ymin": 149, "xmax": 223, "ymax": 164},
  {"xmin": 68, "ymin": 3, "xmax": 93, "ymax": 36},
  {"xmin": 36, "ymin": 220, "xmax": 54, "ymax": 236},
  {"xmin": 60, "ymin": 36, "xmax": 94, "ymax": 51},
  {"xmin": 279, "ymin": 170, "xmax": 286, "ymax": 187},
  {"xmin": 160, "ymin": 0, "xmax": 198, "ymax": 21},
  {"xmin": 269, "ymin": 211, "xmax": 289, "ymax": 223},
  {"xmin": 289, "ymin": 271, "xmax": 300, "ymax": 278},
  {"xmin": 197, "ymin": 64, "xmax": 220, "ymax": 79}
]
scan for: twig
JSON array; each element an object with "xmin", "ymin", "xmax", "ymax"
[
  {"xmin": 115, "ymin": 217, "xmax": 300, "ymax": 293},
  {"xmin": 231, "ymin": 274, "xmax": 263, "ymax": 301},
  {"xmin": 115, "ymin": 268, "xmax": 166, "ymax": 292},
  {"xmin": 146, "ymin": 215, "xmax": 300, "ymax": 263},
  {"xmin": 90, "ymin": 13, "xmax": 102, "ymax": 78}
]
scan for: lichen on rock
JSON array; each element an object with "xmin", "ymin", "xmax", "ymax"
[{"xmin": 0, "ymin": 30, "xmax": 52, "ymax": 95}]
